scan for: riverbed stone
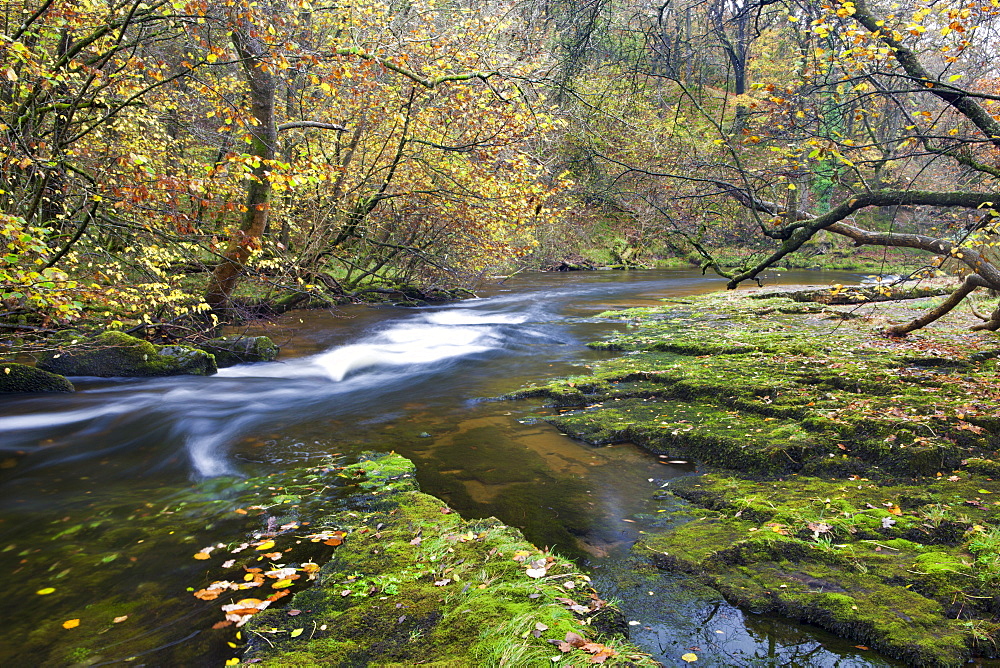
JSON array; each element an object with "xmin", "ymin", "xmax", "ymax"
[
  {"xmin": 36, "ymin": 331, "xmax": 217, "ymax": 377},
  {"xmin": 0, "ymin": 362, "xmax": 74, "ymax": 393},
  {"xmin": 197, "ymin": 335, "xmax": 278, "ymax": 367}
]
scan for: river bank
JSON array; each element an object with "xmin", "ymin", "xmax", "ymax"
[{"xmin": 510, "ymin": 284, "xmax": 1000, "ymax": 666}]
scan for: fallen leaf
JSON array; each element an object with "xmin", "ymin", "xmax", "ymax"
[
  {"xmin": 526, "ymin": 567, "xmax": 547, "ymax": 578},
  {"xmin": 681, "ymin": 652, "xmax": 698, "ymax": 662},
  {"xmin": 287, "ymin": 609, "xmax": 302, "ymax": 616},
  {"xmin": 62, "ymin": 619, "xmax": 80, "ymax": 629},
  {"xmin": 113, "ymin": 616, "xmax": 128, "ymax": 623},
  {"xmin": 36, "ymin": 588, "xmax": 56, "ymax": 595},
  {"xmin": 290, "ymin": 628, "xmax": 304, "ymax": 638},
  {"xmin": 255, "ymin": 540, "xmax": 276, "ymax": 551},
  {"xmin": 272, "ymin": 579, "xmax": 294, "ymax": 588},
  {"xmin": 193, "ymin": 552, "xmax": 211, "ymax": 560},
  {"xmin": 855, "ymin": 645, "xmax": 869, "ymax": 650},
  {"xmin": 194, "ymin": 588, "xmax": 224, "ymax": 601}
]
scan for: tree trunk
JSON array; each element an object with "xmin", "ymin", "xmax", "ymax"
[{"xmin": 204, "ymin": 22, "xmax": 277, "ymax": 316}]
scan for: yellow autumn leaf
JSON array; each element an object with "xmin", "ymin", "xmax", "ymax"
[
  {"xmin": 272, "ymin": 578, "xmax": 294, "ymax": 588},
  {"xmin": 62, "ymin": 619, "xmax": 80, "ymax": 629},
  {"xmin": 255, "ymin": 540, "xmax": 276, "ymax": 551},
  {"xmin": 290, "ymin": 628, "xmax": 304, "ymax": 637},
  {"xmin": 225, "ymin": 659, "xmax": 239, "ymax": 666},
  {"xmin": 682, "ymin": 652, "xmax": 698, "ymax": 662},
  {"xmin": 193, "ymin": 552, "xmax": 211, "ymax": 560},
  {"xmin": 36, "ymin": 588, "xmax": 56, "ymax": 595}
]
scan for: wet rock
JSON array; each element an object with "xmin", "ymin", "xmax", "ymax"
[
  {"xmin": 244, "ymin": 453, "xmax": 652, "ymax": 666},
  {"xmin": 0, "ymin": 362, "xmax": 74, "ymax": 393},
  {"xmin": 37, "ymin": 331, "xmax": 217, "ymax": 377},
  {"xmin": 197, "ymin": 335, "xmax": 278, "ymax": 367}
]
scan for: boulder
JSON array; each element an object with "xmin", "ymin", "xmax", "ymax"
[
  {"xmin": 0, "ymin": 362, "xmax": 74, "ymax": 393},
  {"xmin": 37, "ymin": 331, "xmax": 217, "ymax": 377},
  {"xmin": 196, "ymin": 335, "xmax": 278, "ymax": 367}
]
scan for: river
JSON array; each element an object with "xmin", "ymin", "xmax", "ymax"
[{"xmin": 0, "ymin": 269, "xmax": 896, "ymax": 666}]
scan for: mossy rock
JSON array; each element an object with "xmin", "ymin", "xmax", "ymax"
[
  {"xmin": 36, "ymin": 331, "xmax": 217, "ymax": 377},
  {"xmin": 0, "ymin": 362, "xmax": 74, "ymax": 393},
  {"xmin": 243, "ymin": 454, "xmax": 653, "ymax": 667},
  {"xmin": 505, "ymin": 288, "xmax": 1000, "ymax": 663},
  {"xmin": 197, "ymin": 335, "xmax": 279, "ymax": 367}
]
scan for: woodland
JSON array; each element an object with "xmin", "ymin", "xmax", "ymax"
[
  {"xmin": 6, "ymin": 1, "xmax": 1000, "ymax": 664},
  {"xmin": 1, "ymin": 0, "xmax": 999, "ymax": 339}
]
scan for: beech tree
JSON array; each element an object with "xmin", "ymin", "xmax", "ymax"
[{"xmin": 1, "ymin": 0, "xmax": 569, "ymax": 327}]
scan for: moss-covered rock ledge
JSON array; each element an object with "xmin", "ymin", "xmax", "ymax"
[
  {"xmin": 507, "ymin": 289, "xmax": 1000, "ymax": 666},
  {"xmin": 242, "ymin": 454, "xmax": 654, "ymax": 667}
]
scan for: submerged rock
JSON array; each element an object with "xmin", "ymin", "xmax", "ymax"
[
  {"xmin": 37, "ymin": 331, "xmax": 217, "ymax": 377},
  {"xmin": 197, "ymin": 335, "xmax": 278, "ymax": 367},
  {"xmin": 0, "ymin": 362, "xmax": 74, "ymax": 393}
]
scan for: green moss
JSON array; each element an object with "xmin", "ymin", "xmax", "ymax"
[
  {"xmin": 198, "ymin": 335, "xmax": 279, "ymax": 367},
  {"xmin": 504, "ymin": 288, "xmax": 1000, "ymax": 664},
  {"xmin": 0, "ymin": 362, "xmax": 73, "ymax": 393},
  {"xmin": 36, "ymin": 331, "xmax": 217, "ymax": 377},
  {"xmin": 243, "ymin": 454, "xmax": 653, "ymax": 667}
]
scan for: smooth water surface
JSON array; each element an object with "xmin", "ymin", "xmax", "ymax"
[{"xmin": 0, "ymin": 269, "xmax": 897, "ymax": 666}]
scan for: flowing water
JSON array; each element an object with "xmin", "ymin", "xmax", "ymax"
[{"xmin": 0, "ymin": 269, "xmax": 898, "ymax": 666}]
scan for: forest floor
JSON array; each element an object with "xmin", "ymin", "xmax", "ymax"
[{"xmin": 507, "ymin": 283, "xmax": 1000, "ymax": 666}]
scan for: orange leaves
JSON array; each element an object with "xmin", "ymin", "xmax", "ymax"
[
  {"xmin": 305, "ymin": 530, "xmax": 346, "ymax": 546},
  {"xmin": 551, "ymin": 631, "xmax": 618, "ymax": 664},
  {"xmin": 62, "ymin": 619, "xmax": 80, "ymax": 629}
]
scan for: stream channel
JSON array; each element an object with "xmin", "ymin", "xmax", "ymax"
[{"xmin": 0, "ymin": 269, "xmax": 900, "ymax": 667}]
